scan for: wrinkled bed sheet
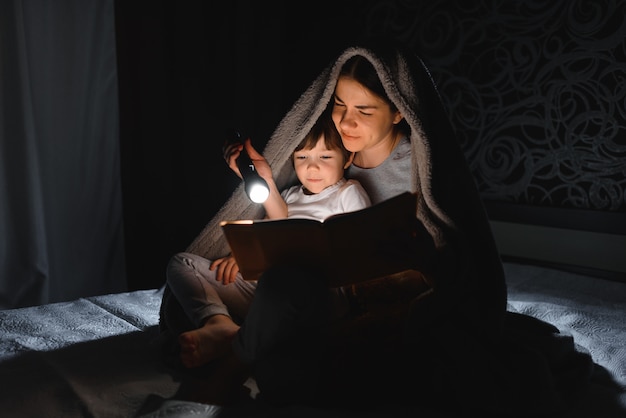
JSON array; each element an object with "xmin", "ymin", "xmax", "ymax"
[{"xmin": 0, "ymin": 262, "xmax": 624, "ymax": 417}]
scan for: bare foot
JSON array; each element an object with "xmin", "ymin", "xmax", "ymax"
[{"xmin": 178, "ymin": 314, "xmax": 240, "ymax": 368}]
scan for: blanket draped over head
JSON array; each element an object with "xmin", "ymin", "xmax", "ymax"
[{"xmin": 181, "ymin": 40, "xmax": 508, "ymax": 334}]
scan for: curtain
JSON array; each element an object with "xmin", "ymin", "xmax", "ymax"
[{"xmin": 0, "ymin": 0, "xmax": 126, "ymax": 309}]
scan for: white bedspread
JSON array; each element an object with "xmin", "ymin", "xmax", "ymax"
[
  {"xmin": 0, "ymin": 288, "xmax": 178, "ymax": 417},
  {"xmin": 0, "ymin": 262, "xmax": 624, "ymax": 417}
]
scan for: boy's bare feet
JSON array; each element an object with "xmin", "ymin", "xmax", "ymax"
[{"xmin": 178, "ymin": 314, "xmax": 240, "ymax": 368}]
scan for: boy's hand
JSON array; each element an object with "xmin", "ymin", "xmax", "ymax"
[
  {"xmin": 243, "ymin": 139, "xmax": 273, "ymax": 182},
  {"xmin": 224, "ymin": 138, "xmax": 273, "ymax": 183},
  {"xmin": 223, "ymin": 141, "xmax": 244, "ymax": 178},
  {"xmin": 210, "ymin": 255, "xmax": 240, "ymax": 285}
]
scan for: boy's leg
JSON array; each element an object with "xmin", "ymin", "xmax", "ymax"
[
  {"xmin": 162, "ymin": 252, "xmax": 256, "ymax": 367},
  {"xmin": 165, "ymin": 252, "xmax": 256, "ymax": 327}
]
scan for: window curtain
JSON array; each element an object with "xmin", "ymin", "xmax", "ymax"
[{"xmin": 0, "ymin": 0, "xmax": 126, "ymax": 309}]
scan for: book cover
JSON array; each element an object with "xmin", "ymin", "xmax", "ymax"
[{"xmin": 220, "ymin": 192, "xmax": 430, "ymax": 287}]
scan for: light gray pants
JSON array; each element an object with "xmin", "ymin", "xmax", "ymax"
[{"xmin": 165, "ymin": 252, "xmax": 257, "ymax": 326}]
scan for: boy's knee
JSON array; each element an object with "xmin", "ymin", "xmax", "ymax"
[{"xmin": 166, "ymin": 252, "xmax": 194, "ymax": 281}]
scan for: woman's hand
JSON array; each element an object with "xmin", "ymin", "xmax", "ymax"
[{"xmin": 210, "ymin": 255, "xmax": 240, "ymax": 285}]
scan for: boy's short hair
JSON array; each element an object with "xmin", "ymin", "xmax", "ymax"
[{"xmin": 294, "ymin": 116, "xmax": 351, "ymax": 164}]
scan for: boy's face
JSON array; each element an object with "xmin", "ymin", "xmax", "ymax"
[{"xmin": 293, "ymin": 136, "xmax": 347, "ymax": 194}]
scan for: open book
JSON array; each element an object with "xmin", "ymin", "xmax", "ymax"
[{"xmin": 220, "ymin": 192, "xmax": 432, "ymax": 287}]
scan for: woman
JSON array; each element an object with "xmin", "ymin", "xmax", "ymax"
[{"xmin": 160, "ymin": 39, "xmax": 569, "ymax": 413}]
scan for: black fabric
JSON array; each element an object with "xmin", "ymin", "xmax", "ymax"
[
  {"xmin": 237, "ymin": 266, "xmax": 332, "ymax": 405},
  {"xmin": 401, "ymin": 295, "xmax": 594, "ymax": 417}
]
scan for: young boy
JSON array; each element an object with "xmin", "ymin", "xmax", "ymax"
[
  {"xmin": 212, "ymin": 114, "xmax": 370, "ymax": 284},
  {"xmin": 272, "ymin": 116, "xmax": 370, "ymax": 216}
]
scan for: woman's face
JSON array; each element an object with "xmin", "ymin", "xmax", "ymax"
[{"xmin": 331, "ymin": 76, "xmax": 403, "ymax": 154}]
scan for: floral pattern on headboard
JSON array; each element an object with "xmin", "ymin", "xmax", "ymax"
[{"xmin": 359, "ymin": 0, "xmax": 626, "ymax": 211}]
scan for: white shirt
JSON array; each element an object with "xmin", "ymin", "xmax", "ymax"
[{"xmin": 281, "ymin": 178, "xmax": 371, "ymax": 221}]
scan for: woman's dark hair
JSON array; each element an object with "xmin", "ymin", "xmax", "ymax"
[
  {"xmin": 339, "ymin": 55, "xmax": 398, "ymax": 113},
  {"xmin": 295, "ymin": 114, "xmax": 351, "ymax": 163}
]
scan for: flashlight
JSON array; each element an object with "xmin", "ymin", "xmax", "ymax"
[{"xmin": 227, "ymin": 131, "xmax": 270, "ymax": 203}]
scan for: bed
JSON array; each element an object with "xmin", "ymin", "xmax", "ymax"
[{"xmin": 0, "ymin": 260, "xmax": 624, "ymax": 418}]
